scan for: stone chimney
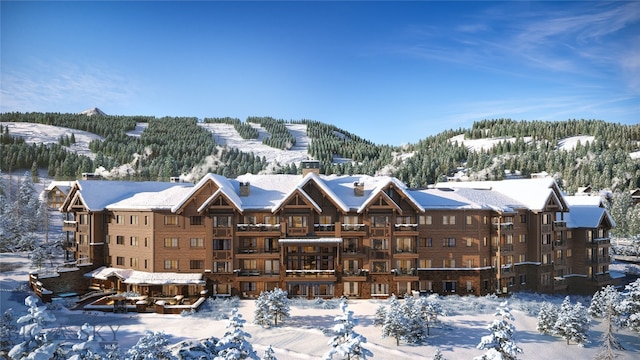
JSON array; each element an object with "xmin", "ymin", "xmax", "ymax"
[
  {"xmin": 239, "ymin": 182, "xmax": 250, "ymax": 197},
  {"xmin": 354, "ymin": 181, "xmax": 364, "ymax": 197},
  {"xmin": 301, "ymin": 160, "xmax": 321, "ymax": 176}
]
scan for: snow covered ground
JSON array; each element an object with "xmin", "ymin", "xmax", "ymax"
[
  {"xmin": 2, "ymin": 122, "xmax": 103, "ymax": 160},
  {"xmin": 557, "ymin": 135, "xmax": 596, "ymax": 151},
  {"xmin": 1, "ymin": 253, "xmax": 639, "ymax": 359},
  {"xmin": 449, "ymin": 134, "xmax": 534, "ymax": 152},
  {"xmin": 198, "ymin": 122, "xmax": 312, "ymax": 169}
]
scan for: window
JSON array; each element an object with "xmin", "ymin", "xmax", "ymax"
[
  {"xmin": 519, "ymin": 234, "xmax": 526, "ymax": 243},
  {"xmin": 213, "ymin": 261, "xmax": 231, "ymax": 273},
  {"xmin": 518, "ymin": 254, "xmax": 526, "ymax": 262},
  {"xmin": 466, "ymin": 215, "xmax": 473, "ymax": 225},
  {"xmin": 130, "ymin": 236, "xmax": 138, "ymax": 246},
  {"xmin": 144, "ymin": 216, "xmax": 149, "ymax": 225},
  {"xmin": 371, "ymin": 283, "xmax": 389, "ymax": 296},
  {"xmin": 418, "ymin": 259, "xmax": 432, "ymax": 268},
  {"xmin": 214, "ymin": 215, "xmax": 232, "ymax": 227},
  {"xmin": 422, "ymin": 237, "xmax": 433, "ymax": 247},
  {"xmin": 164, "ymin": 260, "xmax": 178, "ymax": 270},
  {"xmin": 443, "ymin": 281, "xmax": 456, "ymax": 293},
  {"xmin": 144, "ymin": 238, "xmax": 148, "ymax": 247},
  {"xmin": 264, "ymin": 260, "xmax": 279, "ymax": 275},
  {"xmin": 466, "ymin": 281, "xmax": 473, "ymax": 292},
  {"xmin": 443, "ymin": 238, "xmax": 456, "ymax": 247},
  {"xmin": 466, "ymin": 238, "xmax": 474, "ymax": 247},
  {"xmin": 396, "ymin": 216, "xmax": 412, "ymax": 225},
  {"xmin": 242, "ymin": 259, "xmax": 257, "ymax": 270},
  {"xmin": 466, "ymin": 259, "xmax": 474, "ymax": 268},
  {"xmin": 395, "ymin": 260, "xmax": 412, "ymax": 274},
  {"xmin": 116, "ymin": 256, "xmax": 125, "ymax": 265},
  {"xmin": 371, "ymin": 238, "xmax": 389, "ymax": 250},
  {"xmin": 371, "ymin": 261, "xmax": 388, "ymax": 273},
  {"xmin": 520, "ymin": 214, "xmax": 527, "ymax": 223},
  {"xmin": 164, "ymin": 238, "xmax": 179, "ymax": 248},
  {"xmin": 343, "ymin": 259, "xmax": 359, "ymax": 274},
  {"xmin": 190, "ymin": 260, "xmax": 204, "ymax": 269},
  {"xmin": 241, "ymin": 282, "xmax": 257, "ymax": 292},
  {"xmin": 130, "ymin": 257, "xmax": 138, "ymax": 267},
  {"xmin": 542, "ymin": 213, "xmax": 551, "ymax": 225},
  {"xmin": 420, "ymin": 280, "xmax": 433, "ymax": 292},
  {"xmin": 343, "ymin": 215, "xmax": 359, "ymax": 225},
  {"xmin": 344, "ymin": 282, "xmax": 359, "ymax": 296},
  {"xmin": 318, "ymin": 215, "xmax": 332, "ymax": 225},
  {"xmin": 164, "ymin": 215, "xmax": 178, "ymax": 225},
  {"xmin": 213, "ymin": 239, "xmax": 231, "ymax": 250},
  {"xmin": 288, "ymin": 215, "xmax": 307, "ymax": 228},
  {"xmin": 265, "ymin": 238, "xmax": 278, "ymax": 252},
  {"xmin": 520, "ymin": 275, "xmax": 526, "ymax": 284},
  {"xmin": 103, "ymin": 214, "xmax": 111, "ymax": 224},
  {"xmin": 116, "ymin": 236, "xmax": 124, "ymax": 245},
  {"xmin": 395, "ymin": 237, "xmax": 413, "ymax": 253},
  {"xmin": 190, "ymin": 216, "xmax": 203, "ymax": 225},
  {"xmin": 243, "ymin": 215, "xmax": 257, "ymax": 225},
  {"xmin": 130, "ymin": 215, "xmax": 138, "ymax": 225},
  {"xmin": 371, "ymin": 215, "xmax": 389, "ymax": 228},
  {"xmin": 542, "ymin": 253, "xmax": 552, "ymax": 265},
  {"xmin": 105, "ymin": 235, "xmax": 110, "ymax": 244},
  {"xmin": 587, "ymin": 230, "xmax": 593, "ymax": 242},
  {"xmin": 144, "ymin": 259, "xmax": 148, "ymax": 269},
  {"xmin": 116, "ymin": 215, "xmax": 124, "ymax": 224},
  {"xmin": 442, "ymin": 215, "xmax": 456, "ymax": 225},
  {"xmin": 567, "ymin": 231, "xmax": 572, "ymax": 240},
  {"xmin": 78, "ymin": 234, "xmax": 86, "ymax": 245},
  {"xmin": 443, "ymin": 259, "xmax": 456, "ymax": 268},
  {"xmin": 567, "ymin": 249, "xmax": 572, "ymax": 257},
  {"xmin": 344, "ymin": 238, "xmax": 359, "ymax": 253},
  {"xmin": 190, "ymin": 238, "xmax": 204, "ymax": 248},
  {"xmin": 264, "ymin": 215, "xmax": 280, "ymax": 225},
  {"xmin": 419, "ymin": 215, "xmax": 432, "ymax": 225},
  {"xmin": 541, "ymin": 273, "xmax": 551, "ymax": 286},
  {"xmin": 542, "ymin": 234, "xmax": 551, "ymax": 245}
]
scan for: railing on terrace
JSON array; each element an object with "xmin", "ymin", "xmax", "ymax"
[
  {"xmin": 391, "ymin": 268, "xmax": 417, "ymax": 276},
  {"xmin": 553, "ymin": 221, "xmax": 567, "ymax": 230},
  {"xmin": 343, "ymin": 269, "xmax": 368, "ymax": 277},
  {"xmin": 236, "ymin": 224, "xmax": 281, "ymax": 232},
  {"xmin": 237, "ymin": 247, "xmax": 280, "ymax": 254},
  {"xmin": 342, "ymin": 224, "xmax": 366, "ymax": 231},
  {"xmin": 62, "ymin": 220, "xmax": 77, "ymax": 231},
  {"xmin": 285, "ymin": 269, "xmax": 336, "ymax": 278},
  {"xmin": 394, "ymin": 224, "xmax": 418, "ymax": 231},
  {"xmin": 314, "ymin": 224, "xmax": 336, "ymax": 232},
  {"xmin": 492, "ymin": 222, "xmax": 514, "ymax": 231},
  {"xmin": 394, "ymin": 247, "xmax": 416, "ymax": 254}
]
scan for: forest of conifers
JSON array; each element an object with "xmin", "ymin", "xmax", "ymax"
[{"xmin": 1, "ymin": 112, "xmax": 639, "ymax": 201}]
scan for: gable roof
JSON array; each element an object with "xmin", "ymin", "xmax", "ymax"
[
  {"xmin": 64, "ymin": 180, "xmax": 186, "ymax": 212},
  {"xmin": 172, "ymin": 173, "xmax": 240, "ymax": 213},
  {"xmin": 562, "ymin": 196, "xmax": 616, "ymax": 229}
]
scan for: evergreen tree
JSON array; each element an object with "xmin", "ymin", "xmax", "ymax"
[
  {"xmin": 381, "ymin": 295, "xmax": 405, "ymax": 346},
  {"xmin": 400, "ymin": 296, "xmax": 426, "ymax": 344},
  {"xmin": 9, "ymin": 295, "xmax": 61, "ymax": 360},
  {"xmin": 595, "ymin": 304, "xmax": 624, "ymax": 360},
  {"xmin": 474, "ymin": 301, "xmax": 523, "ymax": 360},
  {"xmin": 69, "ymin": 323, "xmax": 105, "ymax": 360},
  {"xmin": 619, "ymin": 279, "xmax": 640, "ymax": 333},
  {"xmin": 322, "ymin": 300, "xmax": 372, "ymax": 360},
  {"xmin": 261, "ymin": 345, "xmax": 276, "ymax": 360},
  {"xmin": 253, "ymin": 288, "xmax": 290, "ymax": 328},
  {"xmin": 171, "ymin": 337, "xmax": 218, "ymax": 360},
  {"xmin": 126, "ymin": 331, "xmax": 176, "ymax": 360},
  {"xmin": 588, "ymin": 285, "xmax": 622, "ymax": 319},
  {"xmin": 0, "ymin": 309, "xmax": 17, "ymax": 354},
  {"xmin": 215, "ymin": 308, "xmax": 259, "ymax": 360},
  {"xmin": 433, "ymin": 348, "xmax": 446, "ymax": 360},
  {"xmin": 553, "ymin": 297, "xmax": 590, "ymax": 346},
  {"xmin": 416, "ymin": 295, "xmax": 445, "ymax": 336},
  {"xmin": 373, "ymin": 304, "xmax": 386, "ymax": 327},
  {"xmin": 536, "ymin": 302, "xmax": 558, "ymax": 335}
]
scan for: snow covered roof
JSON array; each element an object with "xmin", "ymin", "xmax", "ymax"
[
  {"xmin": 45, "ymin": 181, "xmax": 74, "ymax": 192},
  {"xmin": 85, "ymin": 266, "xmax": 205, "ymax": 285},
  {"xmin": 561, "ymin": 196, "xmax": 615, "ymax": 229},
  {"xmin": 434, "ymin": 177, "xmax": 567, "ymax": 212},
  {"xmin": 75, "ymin": 180, "xmax": 190, "ymax": 211}
]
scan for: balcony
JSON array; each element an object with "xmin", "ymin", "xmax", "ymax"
[
  {"xmin": 213, "ymin": 250, "xmax": 232, "ymax": 260},
  {"xmin": 314, "ymin": 224, "xmax": 336, "ymax": 233},
  {"xmin": 492, "ymin": 222, "xmax": 514, "ymax": 231},
  {"xmin": 553, "ymin": 221, "xmax": 567, "ymax": 231},
  {"xmin": 238, "ymin": 246, "xmax": 280, "ymax": 254},
  {"xmin": 586, "ymin": 256, "xmax": 610, "ymax": 264},
  {"xmin": 236, "ymin": 224, "xmax": 281, "ymax": 233},
  {"xmin": 213, "ymin": 227, "xmax": 232, "ymax": 237},
  {"xmin": 62, "ymin": 220, "xmax": 77, "ymax": 232},
  {"xmin": 285, "ymin": 269, "xmax": 336, "ymax": 279},
  {"xmin": 342, "ymin": 269, "xmax": 369, "ymax": 277},
  {"xmin": 391, "ymin": 268, "xmax": 417, "ymax": 276},
  {"xmin": 342, "ymin": 224, "xmax": 366, "ymax": 232},
  {"xmin": 394, "ymin": 224, "xmax": 418, "ymax": 232},
  {"xmin": 394, "ymin": 247, "xmax": 417, "ymax": 254}
]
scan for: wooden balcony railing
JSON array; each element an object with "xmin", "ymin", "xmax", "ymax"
[{"xmin": 62, "ymin": 220, "xmax": 77, "ymax": 232}]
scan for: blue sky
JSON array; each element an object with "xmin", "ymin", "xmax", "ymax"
[{"xmin": 1, "ymin": 1, "xmax": 638, "ymax": 146}]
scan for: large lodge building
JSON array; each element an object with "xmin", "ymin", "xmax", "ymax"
[{"xmin": 58, "ymin": 162, "xmax": 615, "ymax": 300}]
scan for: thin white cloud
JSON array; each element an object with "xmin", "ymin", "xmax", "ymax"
[{"xmin": 0, "ymin": 59, "xmax": 139, "ymax": 113}]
